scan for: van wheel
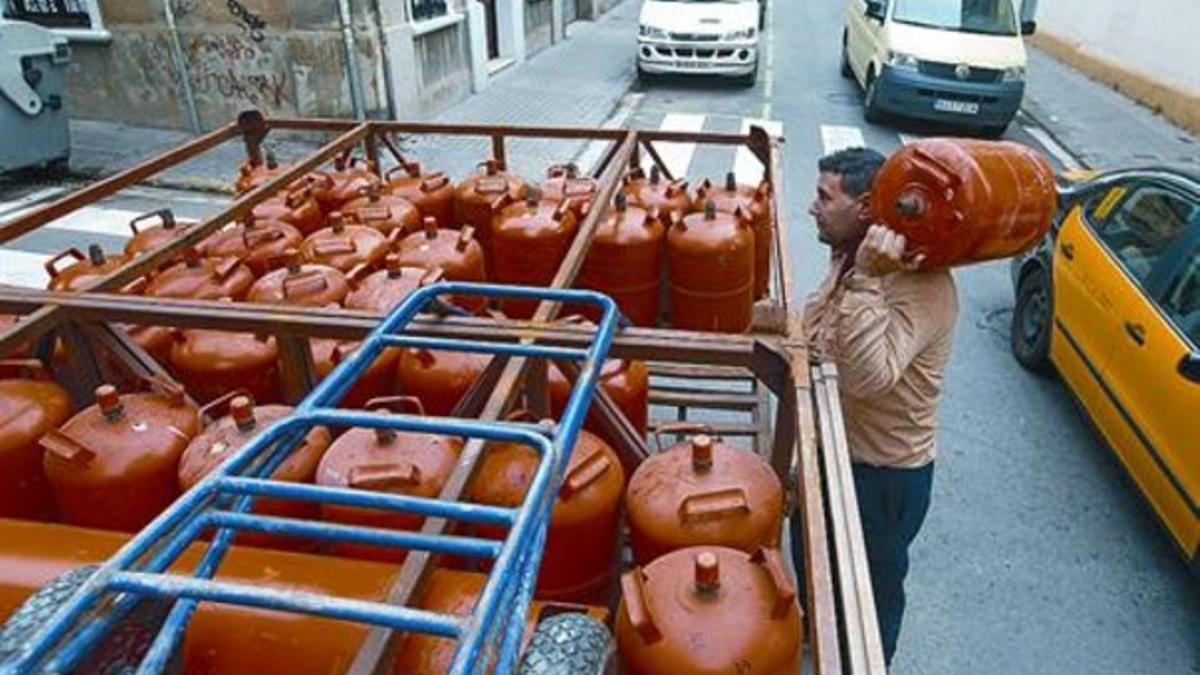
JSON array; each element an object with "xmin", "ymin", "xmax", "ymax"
[
  {"xmin": 1011, "ymin": 267, "xmax": 1053, "ymax": 375},
  {"xmin": 840, "ymin": 33, "xmax": 853, "ymax": 79},
  {"xmin": 863, "ymin": 68, "xmax": 886, "ymax": 123},
  {"xmin": 739, "ymin": 61, "xmax": 759, "ymax": 88}
]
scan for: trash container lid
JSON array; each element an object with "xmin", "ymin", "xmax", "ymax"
[{"xmin": 0, "ymin": 20, "xmax": 70, "ymax": 117}]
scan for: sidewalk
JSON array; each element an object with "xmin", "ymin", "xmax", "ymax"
[
  {"xmin": 1022, "ymin": 46, "xmax": 1198, "ymax": 173},
  {"xmin": 65, "ymin": 1, "xmax": 639, "ymax": 194}
]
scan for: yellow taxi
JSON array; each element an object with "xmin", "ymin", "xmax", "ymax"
[{"xmin": 1009, "ymin": 168, "xmax": 1199, "ymax": 573}]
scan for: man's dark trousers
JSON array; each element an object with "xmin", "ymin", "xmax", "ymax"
[{"xmin": 852, "ymin": 461, "xmax": 934, "ymax": 666}]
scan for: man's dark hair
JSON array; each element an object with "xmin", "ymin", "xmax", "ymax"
[{"xmin": 818, "ymin": 147, "xmax": 886, "ymax": 198}]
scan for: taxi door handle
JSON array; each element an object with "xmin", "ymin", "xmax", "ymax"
[
  {"xmin": 1124, "ymin": 321, "xmax": 1146, "ymax": 346},
  {"xmin": 1060, "ymin": 242, "xmax": 1075, "ymax": 260}
]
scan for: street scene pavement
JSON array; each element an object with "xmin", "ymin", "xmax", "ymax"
[{"xmin": 0, "ymin": 0, "xmax": 1196, "ymax": 673}]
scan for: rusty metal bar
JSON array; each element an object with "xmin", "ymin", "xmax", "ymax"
[
  {"xmin": 639, "ymin": 138, "xmax": 673, "ymax": 182},
  {"xmin": 648, "ymin": 389, "xmax": 759, "ymax": 411},
  {"xmin": 491, "ymin": 134, "xmax": 507, "ymax": 169},
  {"xmin": 276, "ymin": 335, "xmax": 317, "ymax": 404},
  {"xmin": 0, "ymin": 122, "xmax": 239, "ymax": 245},
  {"xmin": 0, "ymin": 124, "xmax": 372, "ymax": 357}
]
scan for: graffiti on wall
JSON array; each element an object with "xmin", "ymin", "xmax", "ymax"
[
  {"xmin": 185, "ymin": 34, "xmax": 292, "ymax": 110},
  {"xmin": 225, "ymin": 0, "xmax": 267, "ymax": 43}
]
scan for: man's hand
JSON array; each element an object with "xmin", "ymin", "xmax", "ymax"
[{"xmin": 854, "ymin": 224, "xmax": 925, "ymax": 277}]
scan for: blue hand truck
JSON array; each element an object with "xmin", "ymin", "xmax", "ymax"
[{"xmin": 2, "ymin": 282, "xmax": 623, "ymax": 675}]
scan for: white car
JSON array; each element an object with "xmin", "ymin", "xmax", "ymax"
[{"xmin": 637, "ymin": 0, "xmax": 764, "ymax": 85}]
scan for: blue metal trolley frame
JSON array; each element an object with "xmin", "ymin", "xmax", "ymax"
[{"xmin": 2, "ymin": 282, "xmax": 622, "ymax": 675}]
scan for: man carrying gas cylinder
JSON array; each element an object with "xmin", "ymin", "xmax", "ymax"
[{"xmin": 799, "ymin": 147, "xmax": 959, "ymax": 667}]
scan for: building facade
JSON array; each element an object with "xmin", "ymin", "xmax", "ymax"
[{"xmin": 2, "ymin": 0, "xmax": 619, "ymax": 131}]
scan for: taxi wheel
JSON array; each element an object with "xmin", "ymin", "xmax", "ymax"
[{"xmin": 1011, "ymin": 268, "xmax": 1053, "ymax": 375}]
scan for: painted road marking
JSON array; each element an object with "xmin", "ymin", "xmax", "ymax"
[
  {"xmin": 575, "ymin": 92, "xmax": 644, "ymax": 175},
  {"xmin": 655, "ymin": 113, "xmax": 707, "ymax": 179},
  {"xmin": 1023, "ymin": 125, "xmax": 1084, "ymax": 172},
  {"xmin": 820, "ymin": 124, "xmax": 866, "ymax": 155},
  {"xmin": 0, "ymin": 249, "xmax": 51, "ymax": 289},
  {"xmin": 734, "ymin": 118, "xmax": 785, "ymax": 184}
]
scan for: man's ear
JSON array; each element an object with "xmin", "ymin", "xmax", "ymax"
[{"xmin": 855, "ymin": 190, "xmax": 873, "ymax": 223}]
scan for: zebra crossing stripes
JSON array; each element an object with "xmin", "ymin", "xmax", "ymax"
[
  {"xmin": 654, "ymin": 112, "xmax": 707, "ymax": 178},
  {"xmin": 733, "ymin": 118, "xmax": 785, "ymax": 185},
  {"xmin": 0, "ymin": 248, "xmax": 52, "ymax": 289},
  {"xmin": 819, "ymin": 124, "xmax": 866, "ymax": 155}
]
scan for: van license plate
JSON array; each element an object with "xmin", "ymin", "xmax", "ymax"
[{"xmin": 934, "ymin": 99, "xmax": 980, "ymax": 115}]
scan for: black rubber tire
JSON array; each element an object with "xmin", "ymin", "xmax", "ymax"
[
  {"xmin": 863, "ymin": 67, "xmax": 886, "ymax": 123},
  {"xmin": 0, "ymin": 565, "xmax": 177, "ymax": 673},
  {"xmin": 841, "ymin": 33, "xmax": 854, "ymax": 79},
  {"xmin": 1011, "ymin": 267, "xmax": 1054, "ymax": 375},
  {"xmin": 636, "ymin": 64, "xmax": 655, "ymax": 85},
  {"xmin": 518, "ymin": 612, "xmax": 615, "ymax": 675}
]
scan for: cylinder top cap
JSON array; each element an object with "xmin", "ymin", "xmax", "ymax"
[
  {"xmin": 230, "ymin": 396, "xmax": 255, "ymax": 430},
  {"xmin": 691, "ymin": 434, "xmax": 714, "ymax": 470},
  {"xmin": 95, "ymin": 384, "xmax": 121, "ymax": 419},
  {"xmin": 694, "ymin": 551, "xmax": 720, "ymax": 592}
]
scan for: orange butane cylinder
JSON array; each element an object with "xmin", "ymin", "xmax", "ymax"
[
  {"xmin": 0, "ymin": 517, "xmax": 399, "ymax": 675},
  {"xmin": 394, "ymin": 217, "xmax": 488, "ymax": 314},
  {"xmin": 168, "ymin": 328, "xmax": 282, "ymax": 406},
  {"xmin": 124, "ymin": 210, "xmax": 195, "ymax": 259},
  {"xmin": 626, "ymin": 434, "xmax": 782, "ymax": 565},
  {"xmin": 341, "ymin": 183, "xmax": 422, "ymax": 237},
  {"xmin": 0, "ymin": 362, "xmax": 72, "ymax": 520},
  {"xmin": 315, "ymin": 398, "xmax": 463, "ymax": 562},
  {"xmin": 251, "ymin": 186, "xmax": 326, "ymax": 236},
  {"xmin": 394, "ymin": 348, "xmax": 490, "ymax": 416},
  {"xmin": 548, "ymin": 358, "xmax": 649, "ymax": 468},
  {"xmin": 178, "ymin": 397, "xmax": 331, "ymax": 551},
  {"xmin": 694, "ymin": 172, "xmax": 774, "ymax": 299},
  {"xmin": 41, "ymin": 383, "xmax": 200, "ymax": 532},
  {"xmin": 299, "ymin": 212, "xmax": 391, "ymax": 274},
  {"xmin": 623, "ymin": 165, "xmax": 690, "ymax": 220},
  {"xmin": 577, "ymin": 193, "xmax": 665, "ymax": 326},
  {"xmin": 616, "ymin": 546, "xmax": 802, "ymax": 675},
  {"xmin": 318, "ymin": 157, "xmax": 384, "ymax": 212},
  {"xmin": 540, "ymin": 163, "xmax": 599, "ymax": 217},
  {"xmin": 466, "ymin": 429, "xmax": 624, "ymax": 602},
  {"xmin": 44, "ymin": 245, "xmax": 130, "ymax": 292},
  {"xmin": 310, "ymin": 339, "xmax": 401, "ymax": 410},
  {"xmin": 386, "ymin": 161, "xmax": 457, "ymax": 230},
  {"xmin": 491, "ymin": 194, "xmax": 580, "ymax": 318},
  {"xmin": 454, "ymin": 159, "xmax": 526, "ymax": 255},
  {"xmin": 666, "ymin": 202, "xmax": 755, "ymax": 332},
  {"xmin": 872, "ymin": 138, "xmax": 1057, "ymax": 269},
  {"xmin": 197, "ymin": 217, "xmax": 304, "ymax": 277},
  {"xmin": 247, "ymin": 253, "xmax": 350, "ymax": 307},
  {"xmin": 142, "ymin": 249, "xmax": 256, "ymax": 301}
]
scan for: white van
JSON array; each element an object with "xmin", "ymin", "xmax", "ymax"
[
  {"xmin": 842, "ymin": 0, "xmax": 1036, "ymax": 136},
  {"xmin": 637, "ymin": 0, "xmax": 764, "ymax": 86}
]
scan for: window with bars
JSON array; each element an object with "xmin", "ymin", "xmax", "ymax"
[
  {"xmin": 4, "ymin": 0, "xmax": 93, "ymax": 29},
  {"xmin": 411, "ymin": 0, "xmax": 448, "ymax": 22}
]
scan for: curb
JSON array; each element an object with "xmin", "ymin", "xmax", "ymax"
[{"xmin": 1030, "ymin": 30, "xmax": 1200, "ymax": 136}]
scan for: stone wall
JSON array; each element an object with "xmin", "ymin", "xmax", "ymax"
[{"xmin": 68, "ymin": 0, "xmax": 386, "ymax": 130}]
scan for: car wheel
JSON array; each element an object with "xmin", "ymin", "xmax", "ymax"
[
  {"xmin": 518, "ymin": 612, "xmax": 615, "ymax": 675},
  {"xmin": 841, "ymin": 33, "xmax": 853, "ymax": 79},
  {"xmin": 1011, "ymin": 267, "xmax": 1054, "ymax": 375},
  {"xmin": 863, "ymin": 67, "xmax": 886, "ymax": 123}
]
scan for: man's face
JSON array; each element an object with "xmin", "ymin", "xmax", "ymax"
[{"xmin": 810, "ymin": 172, "xmax": 870, "ymax": 249}]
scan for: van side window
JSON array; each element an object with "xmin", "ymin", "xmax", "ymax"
[{"xmin": 1092, "ymin": 186, "xmax": 1197, "ymax": 285}]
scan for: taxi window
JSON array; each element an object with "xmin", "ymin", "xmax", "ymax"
[
  {"xmin": 1092, "ymin": 186, "xmax": 1198, "ymax": 285},
  {"xmin": 1163, "ymin": 244, "xmax": 1199, "ymax": 347}
]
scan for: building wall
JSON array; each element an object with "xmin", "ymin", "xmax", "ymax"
[
  {"xmin": 524, "ymin": 0, "xmax": 554, "ymax": 57},
  {"xmin": 1029, "ymin": 0, "xmax": 1200, "ymax": 132},
  {"xmin": 68, "ymin": 0, "xmax": 386, "ymax": 130}
]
